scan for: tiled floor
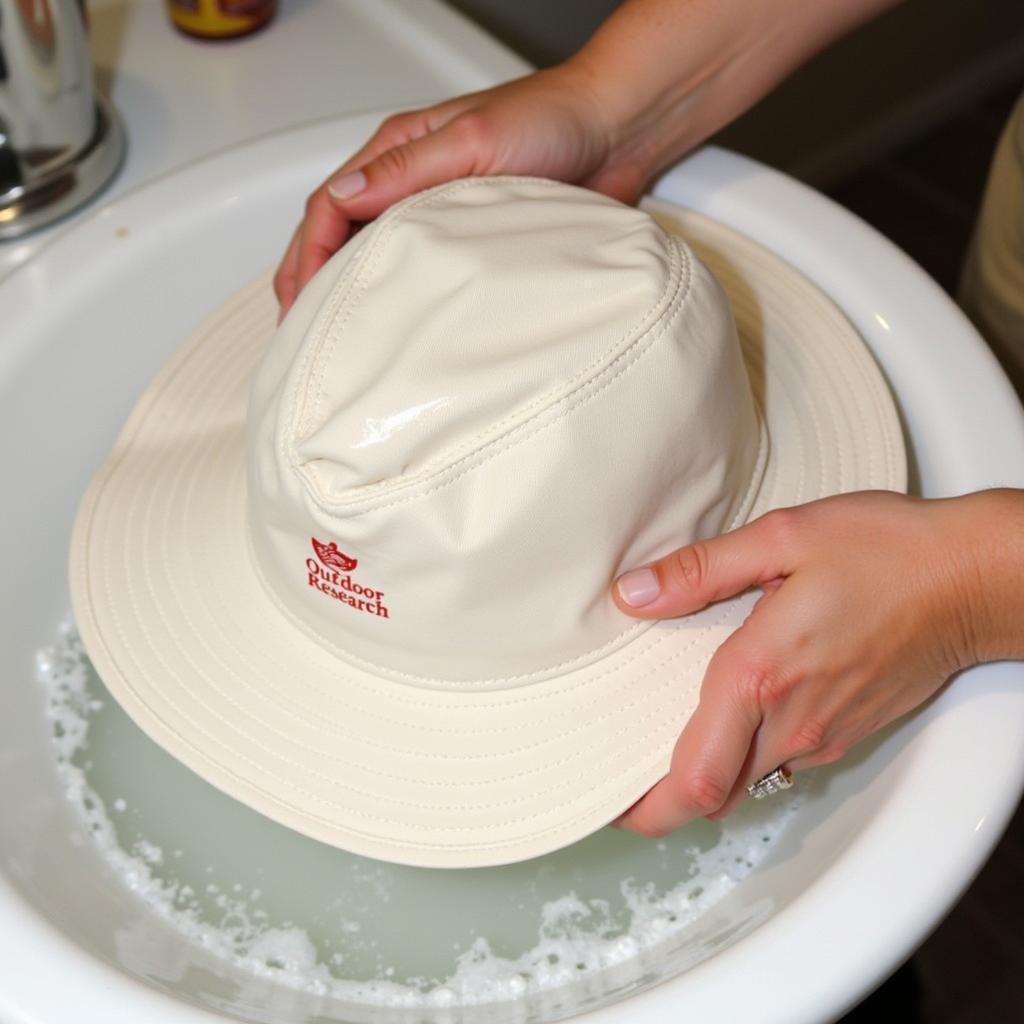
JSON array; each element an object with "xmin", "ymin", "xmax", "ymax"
[{"xmin": 830, "ymin": 79, "xmax": 1024, "ymax": 1024}]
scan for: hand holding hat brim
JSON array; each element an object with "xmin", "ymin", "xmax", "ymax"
[{"xmin": 612, "ymin": 491, "xmax": 985, "ymax": 838}]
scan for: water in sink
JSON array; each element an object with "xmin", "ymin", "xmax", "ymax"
[{"xmin": 36, "ymin": 619, "xmax": 802, "ymax": 1007}]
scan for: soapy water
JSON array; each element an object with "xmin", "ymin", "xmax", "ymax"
[{"xmin": 36, "ymin": 620, "xmax": 803, "ymax": 1008}]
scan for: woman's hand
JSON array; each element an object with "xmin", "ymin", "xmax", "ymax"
[
  {"xmin": 273, "ymin": 63, "xmax": 651, "ymax": 317},
  {"xmin": 611, "ymin": 489, "xmax": 1024, "ymax": 838}
]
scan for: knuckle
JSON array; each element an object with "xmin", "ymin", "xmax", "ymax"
[
  {"xmin": 376, "ymin": 143, "xmax": 412, "ymax": 180},
  {"xmin": 760, "ymin": 507, "xmax": 802, "ymax": 549},
  {"xmin": 676, "ymin": 772, "xmax": 729, "ymax": 817},
  {"xmin": 736, "ymin": 661, "xmax": 791, "ymax": 711},
  {"xmin": 788, "ymin": 716, "xmax": 830, "ymax": 756},
  {"xmin": 667, "ymin": 543, "xmax": 709, "ymax": 593},
  {"xmin": 450, "ymin": 111, "xmax": 492, "ymax": 149}
]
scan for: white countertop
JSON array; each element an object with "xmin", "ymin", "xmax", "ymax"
[{"xmin": 0, "ymin": 0, "xmax": 529, "ymax": 282}]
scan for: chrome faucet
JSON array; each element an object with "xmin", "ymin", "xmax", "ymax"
[{"xmin": 0, "ymin": 0, "xmax": 124, "ymax": 239}]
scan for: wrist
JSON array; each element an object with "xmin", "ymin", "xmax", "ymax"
[
  {"xmin": 949, "ymin": 489, "xmax": 1024, "ymax": 665},
  {"xmin": 569, "ymin": 8, "xmax": 729, "ymax": 169}
]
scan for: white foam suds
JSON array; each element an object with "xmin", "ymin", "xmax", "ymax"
[{"xmin": 36, "ymin": 621, "xmax": 802, "ymax": 1007}]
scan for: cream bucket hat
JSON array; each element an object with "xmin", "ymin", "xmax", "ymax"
[{"xmin": 70, "ymin": 177, "xmax": 905, "ymax": 868}]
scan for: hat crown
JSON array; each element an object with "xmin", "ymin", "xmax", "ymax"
[
  {"xmin": 287, "ymin": 179, "xmax": 679, "ymax": 501},
  {"xmin": 248, "ymin": 178, "xmax": 764, "ymax": 687}
]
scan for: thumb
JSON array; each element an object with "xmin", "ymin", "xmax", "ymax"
[
  {"xmin": 324, "ymin": 119, "xmax": 491, "ymax": 222},
  {"xmin": 613, "ymin": 514, "xmax": 794, "ymax": 620}
]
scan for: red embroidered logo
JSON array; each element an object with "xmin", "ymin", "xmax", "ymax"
[
  {"xmin": 306, "ymin": 537, "xmax": 389, "ymax": 619},
  {"xmin": 312, "ymin": 537, "xmax": 358, "ymax": 572}
]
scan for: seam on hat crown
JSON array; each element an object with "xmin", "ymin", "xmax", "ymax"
[
  {"xmin": 311, "ymin": 236, "xmax": 692, "ymax": 522},
  {"xmin": 280, "ymin": 177, "xmax": 694, "ymax": 516}
]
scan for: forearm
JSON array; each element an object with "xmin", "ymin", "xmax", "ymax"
[{"xmin": 569, "ymin": 0, "xmax": 902, "ymax": 179}]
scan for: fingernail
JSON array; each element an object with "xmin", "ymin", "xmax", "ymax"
[
  {"xmin": 327, "ymin": 170, "xmax": 367, "ymax": 201},
  {"xmin": 616, "ymin": 567, "xmax": 660, "ymax": 607}
]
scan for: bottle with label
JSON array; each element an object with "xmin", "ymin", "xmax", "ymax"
[{"xmin": 166, "ymin": 0, "xmax": 276, "ymax": 40}]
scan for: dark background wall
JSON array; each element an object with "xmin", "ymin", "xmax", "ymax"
[{"xmin": 447, "ymin": 0, "xmax": 1024, "ymax": 187}]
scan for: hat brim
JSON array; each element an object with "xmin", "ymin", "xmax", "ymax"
[{"xmin": 69, "ymin": 207, "xmax": 905, "ymax": 868}]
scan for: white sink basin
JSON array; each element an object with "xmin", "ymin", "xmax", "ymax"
[{"xmin": 1, "ymin": 113, "xmax": 1023, "ymax": 1024}]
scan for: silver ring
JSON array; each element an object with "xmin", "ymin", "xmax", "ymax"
[{"xmin": 747, "ymin": 766, "xmax": 794, "ymax": 800}]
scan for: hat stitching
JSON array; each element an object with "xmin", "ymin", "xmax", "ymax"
[
  {"xmin": 798, "ymin": 290, "xmax": 848, "ymax": 492},
  {"xmin": 297, "ymin": 252, "xmax": 688, "ymax": 514},
  {"xmin": 90, "ymin": 344, "xmax": 696, "ymax": 712},
  {"xmin": 292, "ymin": 178, "xmax": 573, "ymax": 446},
  {"xmin": 138, "ymin": 553, "xmax": 701, "ymax": 798},
  {"xmin": 691, "ymin": 232, "xmax": 881, "ymax": 501},
  {"xmin": 90, "ymin": 283, "xmax": 267, "ymax": 465},
  {"xmin": 88, "ymin": 574, "xmax": 674, "ymax": 840},
  {"xmin": 730, "ymin": 249, "xmax": 894, "ymax": 493},
  {"xmin": 824, "ymin": 312, "xmax": 899, "ymax": 486},
  {"xmin": 292, "ymin": 179, "xmax": 689, "ymax": 505},
  {"xmin": 300, "ymin": 239, "xmax": 686, "ymax": 510},
  {"xmin": 127, "ymin": 431, "xmax": 720, "ymax": 766},
  {"xmin": 781, "ymin": 267, "xmax": 896, "ymax": 487},
  {"xmin": 289, "ymin": 184, "xmax": 418, "ymax": 441},
  {"xmin": 280, "ymin": 224, "xmax": 377, "ymax": 460},
  {"xmin": 78, "ymin": 654, "xmax": 668, "ymax": 852},
  {"xmin": 105, "ymin": 549, "xmax": 692, "ymax": 820},
  {"xmin": 288, "ymin": 180, "xmax": 469, "ymax": 438},
  {"xmin": 173, "ymin": 518, "xmax": 724, "ymax": 766},
  {"xmin": 409, "ymin": 228, "xmax": 685, "ymax": 486},
  {"xmin": 299, "ymin": 176, "xmax": 665, "ymax": 446},
  {"xmin": 249, "ymin": 515, "xmax": 657, "ymax": 690},
  {"xmin": 765, "ymin": 313, "xmax": 823, "ymax": 500},
  {"xmin": 107, "ymin": 483, "xmax": 698, "ymax": 815},
  {"xmin": 772, "ymin": 340, "xmax": 820, "ymax": 499},
  {"xmin": 86, "ymin": 479, "xmax": 696, "ymax": 846},
  {"xmin": 724, "ymin": 404, "xmax": 769, "ymax": 532},
  {"xmin": 728, "ymin": 293, "xmax": 811, "ymax": 503},
  {"xmin": 246, "ymin": 505, "xmax": 736, "ymax": 699},
  {"xmin": 153, "ymin": 413, "xmax": 722, "ymax": 720},
  {"xmin": 300, "ymin": 237, "xmax": 695, "ymax": 520}
]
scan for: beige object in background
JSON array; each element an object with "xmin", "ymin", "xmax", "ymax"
[
  {"xmin": 959, "ymin": 93, "xmax": 1024, "ymax": 396},
  {"xmin": 69, "ymin": 178, "xmax": 905, "ymax": 867}
]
